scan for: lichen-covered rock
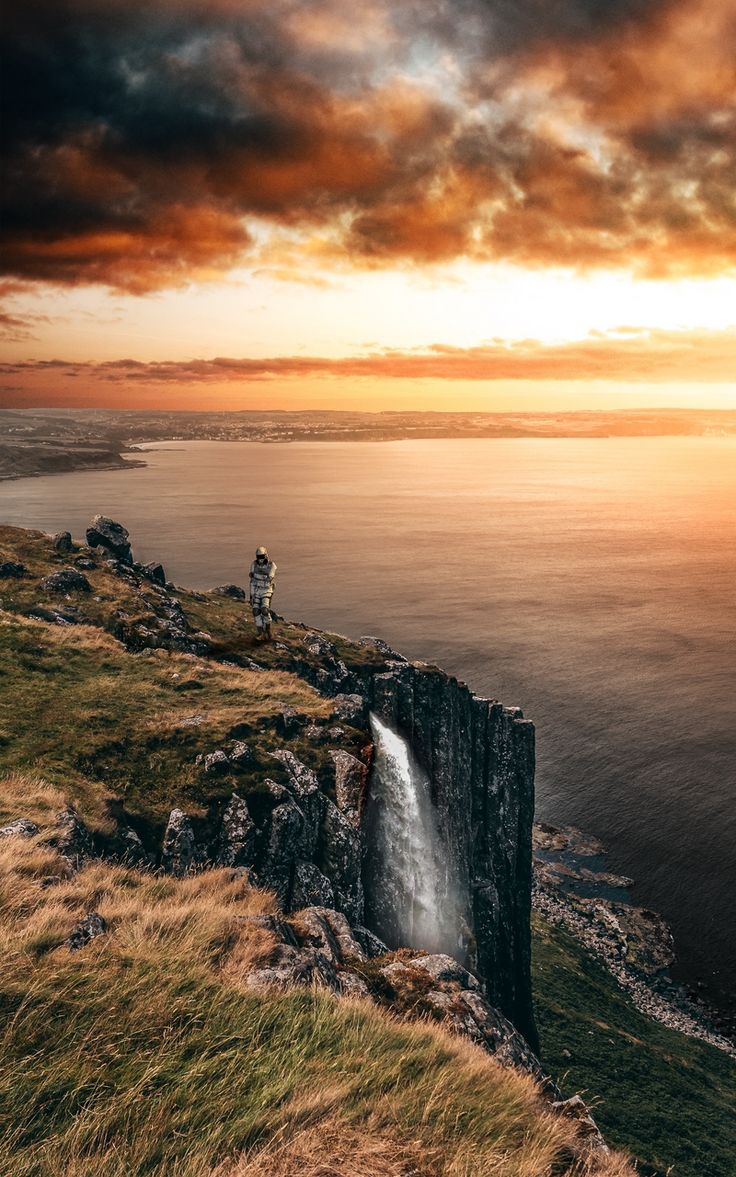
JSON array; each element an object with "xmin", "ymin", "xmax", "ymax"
[
  {"xmin": 331, "ymin": 693, "xmax": 366, "ymax": 723},
  {"xmin": 197, "ymin": 749, "xmax": 230, "ymax": 775},
  {"xmin": 40, "ymin": 567, "xmax": 91, "ymax": 594},
  {"xmin": 260, "ymin": 801, "xmax": 306, "ymax": 905},
  {"xmin": 86, "ymin": 515, "xmax": 132, "ymax": 564},
  {"xmin": 228, "ymin": 740, "xmax": 253, "ymax": 766},
  {"xmin": 65, "ymin": 912, "xmax": 107, "ymax": 952},
  {"xmin": 52, "ymin": 531, "xmax": 73, "ymax": 553},
  {"xmin": 160, "ymin": 808, "xmax": 197, "ymax": 876},
  {"xmin": 269, "ymin": 751, "xmax": 325, "ymax": 858},
  {"xmin": 330, "ymin": 749, "xmax": 367, "ymax": 828},
  {"xmin": 216, "ymin": 794, "xmax": 257, "ymax": 868},
  {"xmin": 53, "ymin": 807, "xmax": 95, "ymax": 866},
  {"xmin": 296, "ymin": 906, "xmax": 365, "ymax": 963},
  {"xmin": 0, "ymin": 818, "xmax": 39, "ymax": 838},
  {"xmin": 291, "ymin": 863, "xmax": 335, "ymax": 910},
  {"xmin": 358, "ymin": 635, "xmax": 407, "ymax": 662},
  {"xmin": 0, "ymin": 560, "xmax": 27, "ymax": 578}
]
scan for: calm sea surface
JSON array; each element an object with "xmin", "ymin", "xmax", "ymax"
[{"xmin": 3, "ymin": 437, "xmax": 735, "ymax": 1014}]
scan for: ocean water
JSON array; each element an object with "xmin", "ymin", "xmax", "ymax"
[{"xmin": 3, "ymin": 436, "xmax": 735, "ymax": 1015}]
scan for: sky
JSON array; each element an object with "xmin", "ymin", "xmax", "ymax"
[{"xmin": 1, "ymin": 0, "xmax": 735, "ymax": 410}]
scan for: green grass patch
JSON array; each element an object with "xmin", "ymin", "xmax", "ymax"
[{"xmin": 532, "ymin": 913, "xmax": 736, "ymax": 1177}]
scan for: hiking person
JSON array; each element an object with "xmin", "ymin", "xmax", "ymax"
[{"xmin": 249, "ymin": 546, "xmax": 277, "ymax": 640}]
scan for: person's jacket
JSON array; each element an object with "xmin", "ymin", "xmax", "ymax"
[{"xmin": 249, "ymin": 559, "xmax": 276, "ymax": 599}]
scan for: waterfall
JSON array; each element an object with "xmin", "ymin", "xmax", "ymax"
[{"xmin": 365, "ymin": 712, "xmax": 464, "ymax": 957}]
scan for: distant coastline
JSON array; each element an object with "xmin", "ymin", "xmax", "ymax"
[{"xmin": 2, "ymin": 406, "xmax": 735, "ymax": 482}]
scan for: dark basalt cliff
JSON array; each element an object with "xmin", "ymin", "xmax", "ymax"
[{"xmin": 369, "ymin": 664, "xmax": 536, "ymax": 1048}]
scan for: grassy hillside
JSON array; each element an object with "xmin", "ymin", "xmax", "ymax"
[
  {"xmin": 0, "ymin": 813, "xmax": 631, "ymax": 1177},
  {"xmin": 533, "ymin": 916, "xmax": 736, "ymax": 1177}
]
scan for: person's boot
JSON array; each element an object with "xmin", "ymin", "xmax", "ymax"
[{"xmin": 264, "ymin": 622, "xmax": 273, "ymax": 642}]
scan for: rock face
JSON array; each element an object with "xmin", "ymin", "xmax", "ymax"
[
  {"xmin": 86, "ymin": 515, "xmax": 133, "ymax": 564},
  {"xmin": 366, "ymin": 661, "xmax": 537, "ymax": 1049}
]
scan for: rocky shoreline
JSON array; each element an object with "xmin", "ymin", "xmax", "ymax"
[{"xmin": 532, "ymin": 823, "xmax": 735, "ymax": 1057}]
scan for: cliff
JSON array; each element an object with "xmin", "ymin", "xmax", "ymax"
[{"xmin": 369, "ymin": 663, "xmax": 536, "ymax": 1047}]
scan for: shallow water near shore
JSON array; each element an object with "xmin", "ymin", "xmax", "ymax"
[{"xmin": 3, "ymin": 435, "xmax": 735, "ymax": 1019}]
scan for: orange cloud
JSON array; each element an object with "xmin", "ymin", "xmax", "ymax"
[
  {"xmin": 2, "ymin": 327, "xmax": 735, "ymax": 388},
  {"xmin": 1, "ymin": 0, "xmax": 734, "ymax": 290}
]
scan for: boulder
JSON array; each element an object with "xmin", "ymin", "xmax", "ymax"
[
  {"xmin": 197, "ymin": 749, "xmax": 230, "ymax": 775},
  {"xmin": 352, "ymin": 925, "xmax": 388, "ymax": 958},
  {"xmin": 141, "ymin": 561, "xmax": 166, "ymax": 586},
  {"xmin": 65, "ymin": 912, "xmax": 107, "ymax": 952},
  {"xmin": 216, "ymin": 794, "xmax": 257, "ymax": 868},
  {"xmin": 39, "ymin": 568, "xmax": 92, "ymax": 594},
  {"xmin": 228, "ymin": 740, "xmax": 253, "ymax": 767},
  {"xmin": 52, "ymin": 531, "xmax": 74, "ymax": 553},
  {"xmin": 0, "ymin": 561, "xmax": 26, "ymax": 578},
  {"xmin": 85, "ymin": 516, "xmax": 133, "ymax": 564},
  {"xmin": 297, "ymin": 907, "xmax": 365, "ymax": 963},
  {"xmin": 53, "ymin": 808, "xmax": 95, "ymax": 866},
  {"xmin": 275, "ymin": 704, "xmax": 305, "ymax": 737},
  {"xmin": 160, "ymin": 808, "xmax": 197, "ymax": 877},
  {"xmin": 0, "ymin": 818, "xmax": 39, "ymax": 838},
  {"xmin": 213, "ymin": 584, "xmax": 246, "ymax": 600}
]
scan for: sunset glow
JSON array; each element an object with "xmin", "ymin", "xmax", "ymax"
[{"xmin": 2, "ymin": 0, "xmax": 735, "ymax": 408}]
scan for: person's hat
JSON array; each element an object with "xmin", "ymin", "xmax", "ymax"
[{"xmin": 255, "ymin": 546, "xmax": 268, "ymax": 557}]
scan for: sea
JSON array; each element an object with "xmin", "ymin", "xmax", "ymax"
[{"xmin": 3, "ymin": 436, "xmax": 735, "ymax": 1018}]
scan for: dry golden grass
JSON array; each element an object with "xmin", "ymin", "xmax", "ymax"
[{"xmin": 0, "ymin": 834, "xmax": 636, "ymax": 1177}]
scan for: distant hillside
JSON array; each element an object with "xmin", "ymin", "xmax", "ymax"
[{"xmin": 2, "ymin": 407, "xmax": 735, "ymax": 480}]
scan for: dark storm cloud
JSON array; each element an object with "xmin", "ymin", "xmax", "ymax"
[{"xmin": 1, "ymin": 0, "xmax": 734, "ymax": 290}]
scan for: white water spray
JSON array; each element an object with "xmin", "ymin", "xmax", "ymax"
[{"xmin": 365, "ymin": 713, "xmax": 464, "ymax": 956}]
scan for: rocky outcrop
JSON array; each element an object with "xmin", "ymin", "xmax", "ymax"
[
  {"xmin": 52, "ymin": 531, "xmax": 74, "ymax": 553},
  {"xmin": 86, "ymin": 515, "xmax": 133, "ymax": 564},
  {"xmin": 40, "ymin": 567, "xmax": 92, "ymax": 594},
  {"xmin": 161, "ymin": 809, "xmax": 198, "ymax": 877},
  {"xmin": 367, "ymin": 661, "xmax": 537, "ymax": 1049},
  {"xmin": 52, "ymin": 807, "xmax": 95, "ymax": 867}
]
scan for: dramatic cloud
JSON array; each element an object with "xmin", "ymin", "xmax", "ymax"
[
  {"xmin": 2, "ymin": 0, "xmax": 734, "ymax": 290},
  {"xmin": 3, "ymin": 327, "xmax": 734, "ymax": 384}
]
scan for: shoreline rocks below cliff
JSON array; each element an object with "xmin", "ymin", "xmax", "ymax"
[{"xmin": 532, "ymin": 822, "xmax": 735, "ymax": 1057}]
